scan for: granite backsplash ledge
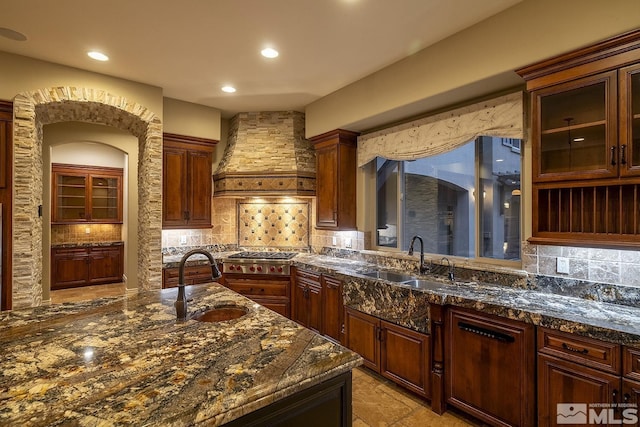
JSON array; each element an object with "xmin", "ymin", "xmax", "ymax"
[{"xmin": 318, "ymin": 247, "xmax": 640, "ymax": 308}]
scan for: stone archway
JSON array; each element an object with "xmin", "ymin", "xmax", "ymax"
[{"xmin": 12, "ymin": 87, "xmax": 162, "ymax": 308}]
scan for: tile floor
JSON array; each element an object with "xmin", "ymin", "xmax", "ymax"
[
  {"xmin": 352, "ymin": 367, "xmax": 478, "ymax": 427},
  {"xmin": 50, "ymin": 282, "xmax": 126, "ymax": 304},
  {"xmin": 50, "ymin": 284, "xmax": 481, "ymax": 426}
]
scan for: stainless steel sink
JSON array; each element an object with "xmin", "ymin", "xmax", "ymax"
[
  {"xmin": 361, "ymin": 270, "xmax": 416, "ymax": 283},
  {"xmin": 399, "ymin": 279, "xmax": 437, "ymax": 289}
]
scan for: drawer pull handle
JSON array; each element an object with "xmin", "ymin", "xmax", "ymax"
[
  {"xmin": 562, "ymin": 342, "xmax": 589, "ymax": 354},
  {"xmin": 621, "ymin": 144, "xmax": 627, "ymax": 165},
  {"xmin": 458, "ymin": 322, "xmax": 515, "ymax": 343},
  {"xmin": 611, "ymin": 146, "xmax": 617, "ymax": 166}
]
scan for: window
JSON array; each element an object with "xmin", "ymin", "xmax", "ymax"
[{"xmin": 373, "ymin": 136, "xmax": 521, "ymax": 261}]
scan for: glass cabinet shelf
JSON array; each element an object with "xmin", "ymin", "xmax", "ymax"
[{"xmin": 52, "ymin": 164, "xmax": 123, "ymax": 224}]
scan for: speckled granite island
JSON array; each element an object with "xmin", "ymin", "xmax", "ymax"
[{"xmin": 0, "ymin": 283, "xmax": 362, "ymax": 426}]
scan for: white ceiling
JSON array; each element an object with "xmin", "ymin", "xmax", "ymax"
[{"xmin": 0, "ymin": 0, "xmax": 521, "ymax": 118}]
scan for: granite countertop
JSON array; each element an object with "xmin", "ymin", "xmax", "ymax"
[
  {"xmin": 0, "ymin": 284, "xmax": 362, "ymax": 426},
  {"xmin": 292, "ymin": 253, "xmax": 640, "ymax": 347},
  {"xmin": 51, "ymin": 241, "xmax": 124, "ymax": 248}
]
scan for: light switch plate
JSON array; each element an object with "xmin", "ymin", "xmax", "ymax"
[
  {"xmin": 332, "ymin": 237, "xmax": 337, "ymax": 246},
  {"xmin": 345, "ymin": 238, "xmax": 352, "ymax": 248},
  {"xmin": 180, "ymin": 235, "xmax": 187, "ymax": 245},
  {"xmin": 556, "ymin": 257, "xmax": 570, "ymax": 274}
]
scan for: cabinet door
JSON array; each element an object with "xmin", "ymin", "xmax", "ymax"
[
  {"xmin": 538, "ymin": 354, "xmax": 621, "ymax": 427},
  {"xmin": 51, "ymin": 248, "xmax": 89, "ymax": 289},
  {"xmin": 345, "ymin": 307, "xmax": 380, "ymax": 371},
  {"xmin": 53, "ymin": 171, "xmax": 88, "ymax": 222},
  {"xmin": 316, "ymin": 145, "xmax": 338, "ymax": 228},
  {"xmin": 89, "ymin": 174, "xmax": 122, "ymax": 222},
  {"xmin": 187, "ymin": 149, "xmax": 212, "ymax": 227},
  {"xmin": 292, "ymin": 281, "xmax": 308, "ymax": 326},
  {"xmin": 322, "ymin": 275, "xmax": 343, "ymax": 343},
  {"xmin": 307, "ymin": 282, "xmax": 323, "ymax": 334},
  {"xmin": 532, "ymin": 71, "xmax": 617, "ymax": 182},
  {"xmin": 620, "ymin": 63, "xmax": 640, "ymax": 177},
  {"xmin": 88, "ymin": 246, "xmax": 123, "ymax": 285},
  {"xmin": 162, "ymin": 145, "xmax": 188, "ymax": 227},
  {"xmin": 447, "ymin": 308, "xmax": 535, "ymax": 427},
  {"xmin": 623, "ymin": 378, "xmax": 640, "ymax": 427},
  {"xmin": 380, "ymin": 320, "xmax": 430, "ymax": 398}
]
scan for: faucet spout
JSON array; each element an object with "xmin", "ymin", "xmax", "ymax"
[
  {"xmin": 175, "ymin": 249, "xmax": 222, "ymax": 320},
  {"xmin": 408, "ymin": 235, "xmax": 429, "ymax": 274},
  {"xmin": 441, "ymin": 257, "xmax": 454, "ymax": 282}
]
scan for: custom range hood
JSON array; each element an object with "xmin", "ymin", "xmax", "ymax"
[{"xmin": 213, "ymin": 111, "xmax": 316, "ymax": 197}]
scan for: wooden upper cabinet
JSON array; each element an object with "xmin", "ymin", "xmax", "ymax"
[
  {"xmin": 517, "ymin": 30, "xmax": 640, "ymax": 248},
  {"xmin": 620, "ymin": 63, "xmax": 640, "ymax": 177},
  {"xmin": 532, "ymin": 71, "xmax": 618, "ymax": 182},
  {"xmin": 310, "ymin": 129, "xmax": 359, "ymax": 230},
  {"xmin": 52, "ymin": 164, "xmax": 123, "ymax": 224},
  {"xmin": 162, "ymin": 133, "xmax": 216, "ymax": 229}
]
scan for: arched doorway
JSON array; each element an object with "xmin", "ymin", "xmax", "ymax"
[{"xmin": 12, "ymin": 87, "xmax": 162, "ymax": 308}]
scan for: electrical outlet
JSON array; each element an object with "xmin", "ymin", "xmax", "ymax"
[
  {"xmin": 85, "ymin": 227, "xmax": 91, "ymax": 234},
  {"xmin": 180, "ymin": 235, "xmax": 187, "ymax": 245},
  {"xmin": 332, "ymin": 236, "xmax": 337, "ymax": 246},
  {"xmin": 556, "ymin": 257, "xmax": 570, "ymax": 274},
  {"xmin": 345, "ymin": 238, "xmax": 352, "ymax": 248}
]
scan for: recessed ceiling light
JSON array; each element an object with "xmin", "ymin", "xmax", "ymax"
[
  {"xmin": 221, "ymin": 86, "xmax": 236, "ymax": 93},
  {"xmin": 87, "ymin": 51, "xmax": 109, "ymax": 61},
  {"xmin": 0, "ymin": 27, "xmax": 27, "ymax": 41},
  {"xmin": 261, "ymin": 48, "xmax": 279, "ymax": 59}
]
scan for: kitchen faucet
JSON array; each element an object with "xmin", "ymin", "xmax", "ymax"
[
  {"xmin": 441, "ymin": 257, "xmax": 454, "ymax": 282},
  {"xmin": 175, "ymin": 249, "xmax": 222, "ymax": 320},
  {"xmin": 408, "ymin": 235, "xmax": 429, "ymax": 274}
]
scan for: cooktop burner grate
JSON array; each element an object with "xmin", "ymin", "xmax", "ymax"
[{"xmin": 227, "ymin": 252, "xmax": 297, "ymax": 260}]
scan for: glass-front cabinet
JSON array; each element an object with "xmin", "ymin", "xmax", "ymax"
[
  {"xmin": 621, "ymin": 63, "xmax": 640, "ymax": 176},
  {"xmin": 533, "ymin": 71, "xmax": 617, "ymax": 181},
  {"xmin": 518, "ymin": 29, "xmax": 640, "ymax": 248},
  {"xmin": 52, "ymin": 164, "xmax": 123, "ymax": 224}
]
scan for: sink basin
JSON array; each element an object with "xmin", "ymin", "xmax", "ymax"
[
  {"xmin": 400, "ymin": 279, "xmax": 437, "ymax": 289},
  {"xmin": 362, "ymin": 270, "xmax": 416, "ymax": 283},
  {"xmin": 192, "ymin": 305, "xmax": 249, "ymax": 323}
]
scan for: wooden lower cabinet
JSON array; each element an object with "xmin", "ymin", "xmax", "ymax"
[
  {"xmin": 537, "ymin": 327, "xmax": 640, "ymax": 427},
  {"xmin": 51, "ymin": 245, "xmax": 124, "ymax": 290},
  {"xmin": 88, "ymin": 246, "xmax": 124, "ymax": 285},
  {"xmin": 292, "ymin": 269, "xmax": 323, "ymax": 334},
  {"xmin": 292, "ymin": 268, "xmax": 345, "ymax": 343},
  {"xmin": 322, "ymin": 275, "xmax": 344, "ymax": 344},
  {"xmin": 446, "ymin": 307, "xmax": 535, "ymax": 427},
  {"xmin": 345, "ymin": 307, "xmax": 430, "ymax": 398},
  {"xmin": 222, "ymin": 275, "xmax": 291, "ymax": 318},
  {"xmin": 162, "ymin": 264, "xmax": 220, "ymax": 288}
]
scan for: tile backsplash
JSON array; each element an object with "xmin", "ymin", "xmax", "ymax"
[
  {"xmin": 522, "ymin": 241, "xmax": 640, "ymax": 288},
  {"xmin": 237, "ymin": 201, "xmax": 310, "ymax": 248},
  {"xmin": 51, "ymin": 224, "xmax": 122, "ymax": 244}
]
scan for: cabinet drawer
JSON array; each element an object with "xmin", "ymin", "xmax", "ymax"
[
  {"xmin": 537, "ymin": 327, "xmax": 620, "ymax": 374},
  {"xmin": 164, "ymin": 265, "xmax": 212, "ymax": 280},
  {"xmin": 225, "ymin": 279, "xmax": 288, "ymax": 297},
  {"xmin": 624, "ymin": 347, "xmax": 640, "ymax": 381}
]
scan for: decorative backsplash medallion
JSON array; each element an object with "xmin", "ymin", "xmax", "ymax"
[{"xmin": 238, "ymin": 201, "xmax": 310, "ymax": 248}]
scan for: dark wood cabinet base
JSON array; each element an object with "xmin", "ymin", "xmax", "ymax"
[{"xmin": 224, "ymin": 371, "xmax": 353, "ymax": 427}]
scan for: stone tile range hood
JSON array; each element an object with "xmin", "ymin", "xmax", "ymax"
[{"xmin": 213, "ymin": 111, "xmax": 316, "ymax": 197}]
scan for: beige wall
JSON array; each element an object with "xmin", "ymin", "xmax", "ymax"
[
  {"xmin": 305, "ymin": 0, "xmax": 640, "ymax": 138},
  {"xmin": 162, "ymin": 97, "xmax": 221, "ymax": 140},
  {"xmin": 0, "ymin": 51, "xmax": 163, "ymax": 115},
  {"xmin": 43, "ymin": 122, "xmax": 139, "ymax": 300}
]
